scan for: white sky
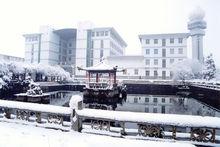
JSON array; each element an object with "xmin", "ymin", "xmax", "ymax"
[{"xmin": 0, "ymin": 0, "xmax": 220, "ymax": 65}]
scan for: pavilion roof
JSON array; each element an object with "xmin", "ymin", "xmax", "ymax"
[{"xmin": 77, "ymin": 61, "xmax": 117, "ymax": 72}]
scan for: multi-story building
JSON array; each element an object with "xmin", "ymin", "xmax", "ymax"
[
  {"xmin": 23, "ymin": 24, "xmax": 127, "ymax": 76},
  {"xmin": 138, "ymin": 33, "xmax": 190, "ymax": 79},
  {"xmin": 23, "ymin": 26, "xmax": 77, "ymax": 75},
  {"xmin": 0, "ymin": 54, "xmax": 24, "ymax": 62},
  {"xmin": 75, "ymin": 26, "xmax": 127, "ymax": 77}
]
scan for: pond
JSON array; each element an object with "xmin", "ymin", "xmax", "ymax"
[{"xmin": 47, "ymin": 91, "xmax": 220, "ymax": 117}]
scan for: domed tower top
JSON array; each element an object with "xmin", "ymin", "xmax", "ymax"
[
  {"xmin": 188, "ymin": 6, "xmax": 207, "ymax": 35},
  {"xmin": 189, "ymin": 6, "xmax": 205, "ymax": 21}
]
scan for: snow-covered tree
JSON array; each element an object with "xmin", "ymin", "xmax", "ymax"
[
  {"xmin": 202, "ymin": 54, "xmax": 216, "ymax": 80},
  {"xmin": 171, "ymin": 59, "xmax": 203, "ymax": 83}
]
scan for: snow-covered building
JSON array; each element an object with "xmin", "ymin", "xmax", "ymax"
[
  {"xmin": 0, "ymin": 54, "xmax": 24, "ymax": 62},
  {"xmin": 138, "ymin": 33, "xmax": 189, "ymax": 79}
]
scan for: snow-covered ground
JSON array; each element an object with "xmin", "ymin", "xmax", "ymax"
[{"xmin": 0, "ymin": 121, "xmax": 195, "ymax": 147}]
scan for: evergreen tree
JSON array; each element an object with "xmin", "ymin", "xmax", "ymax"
[{"xmin": 203, "ymin": 54, "xmax": 216, "ymax": 80}]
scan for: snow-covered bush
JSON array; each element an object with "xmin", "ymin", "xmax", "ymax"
[
  {"xmin": 26, "ymin": 82, "xmax": 43, "ymax": 95},
  {"xmin": 171, "ymin": 59, "xmax": 203, "ymax": 82},
  {"xmin": 202, "ymin": 54, "xmax": 216, "ymax": 80},
  {"xmin": 0, "ymin": 60, "xmax": 71, "ymax": 82}
]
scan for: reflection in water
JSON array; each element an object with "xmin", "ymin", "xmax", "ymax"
[
  {"xmin": 48, "ymin": 91, "xmax": 81, "ymax": 106},
  {"xmin": 48, "ymin": 91, "xmax": 220, "ymax": 117},
  {"xmin": 116, "ymin": 94, "xmax": 220, "ymax": 117}
]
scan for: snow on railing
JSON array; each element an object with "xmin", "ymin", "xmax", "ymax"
[
  {"xmin": 77, "ymin": 108, "xmax": 220, "ymax": 145},
  {"xmin": 0, "ymin": 97, "xmax": 220, "ymax": 145},
  {"xmin": 0, "ymin": 99, "xmax": 72, "ymax": 131},
  {"xmin": 188, "ymin": 81, "xmax": 220, "ymax": 90}
]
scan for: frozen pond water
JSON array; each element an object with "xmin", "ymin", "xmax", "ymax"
[{"xmin": 48, "ymin": 91, "xmax": 220, "ymax": 117}]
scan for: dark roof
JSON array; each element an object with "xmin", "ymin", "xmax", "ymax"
[{"xmin": 54, "ymin": 28, "xmax": 77, "ymax": 40}]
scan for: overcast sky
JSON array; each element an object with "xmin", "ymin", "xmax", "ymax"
[{"xmin": 0, "ymin": 0, "xmax": 220, "ymax": 65}]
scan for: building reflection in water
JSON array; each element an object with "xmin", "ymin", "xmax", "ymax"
[
  {"xmin": 46, "ymin": 91, "xmax": 220, "ymax": 117},
  {"xmin": 116, "ymin": 94, "xmax": 220, "ymax": 117}
]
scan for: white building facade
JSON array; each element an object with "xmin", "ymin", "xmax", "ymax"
[
  {"xmin": 75, "ymin": 27, "xmax": 127, "ymax": 77},
  {"xmin": 106, "ymin": 56, "xmax": 145, "ymax": 79},
  {"xmin": 24, "ymin": 24, "xmax": 127, "ymax": 77},
  {"xmin": 139, "ymin": 33, "xmax": 189, "ymax": 79},
  {"xmin": 23, "ymin": 26, "xmax": 77, "ymax": 75}
]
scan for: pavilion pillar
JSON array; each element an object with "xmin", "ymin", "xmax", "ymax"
[
  {"xmin": 113, "ymin": 73, "xmax": 116, "ymax": 84},
  {"xmin": 96, "ymin": 73, "xmax": 98, "ymax": 83}
]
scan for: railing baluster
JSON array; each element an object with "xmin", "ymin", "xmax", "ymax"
[{"xmin": 172, "ymin": 126, "xmax": 176, "ymax": 140}]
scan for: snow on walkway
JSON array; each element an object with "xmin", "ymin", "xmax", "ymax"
[{"xmin": 0, "ymin": 122, "xmax": 195, "ymax": 147}]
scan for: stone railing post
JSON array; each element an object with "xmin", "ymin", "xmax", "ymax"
[{"xmin": 69, "ymin": 95, "xmax": 83, "ymax": 132}]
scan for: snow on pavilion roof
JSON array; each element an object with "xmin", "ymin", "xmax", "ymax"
[{"xmin": 79, "ymin": 61, "xmax": 117, "ymax": 72}]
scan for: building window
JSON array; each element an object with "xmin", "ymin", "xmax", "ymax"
[
  {"xmin": 178, "ymin": 48, "xmax": 183, "ymax": 54},
  {"xmin": 100, "ymin": 40, "xmax": 104, "ymax": 48},
  {"xmin": 153, "ymin": 108, "xmax": 157, "ymax": 113},
  {"xmin": 162, "ymin": 48, "xmax": 166, "ymax": 57},
  {"xmin": 145, "ymin": 59, "xmax": 150, "ymax": 65},
  {"xmin": 153, "ymin": 98, "xmax": 157, "ymax": 103},
  {"xmin": 178, "ymin": 38, "xmax": 183, "ymax": 43},
  {"xmin": 154, "ymin": 39, "xmax": 158, "ymax": 44},
  {"xmin": 134, "ymin": 97, "xmax": 138, "ymax": 103},
  {"xmin": 69, "ymin": 50, "xmax": 72, "ymax": 54},
  {"xmin": 69, "ymin": 57, "xmax": 71, "ymax": 61},
  {"xmin": 162, "ymin": 39, "xmax": 166, "ymax": 46},
  {"xmin": 145, "ymin": 49, "xmax": 150, "ymax": 54},
  {"xmin": 105, "ymin": 31, "xmax": 108, "ymax": 36},
  {"xmin": 162, "ymin": 98, "xmax": 166, "ymax": 103},
  {"xmin": 146, "ymin": 39, "xmax": 150, "ymax": 44},
  {"xmin": 134, "ymin": 69, "xmax": 138, "ymax": 75},
  {"xmin": 170, "ymin": 38, "xmax": 174, "ymax": 44},
  {"xmin": 170, "ymin": 71, "xmax": 173, "ymax": 78},
  {"xmin": 154, "ymin": 59, "xmax": 158, "ymax": 65},
  {"xmin": 178, "ymin": 58, "xmax": 183, "ymax": 61},
  {"xmin": 64, "ymin": 49, "xmax": 67, "ymax": 55},
  {"xmin": 145, "ymin": 107, "xmax": 149, "ymax": 113},
  {"xmin": 69, "ymin": 43, "xmax": 72, "ymax": 47},
  {"xmin": 91, "ymin": 40, "xmax": 94, "ymax": 48},
  {"xmin": 92, "ymin": 32, "xmax": 95, "ymax": 37},
  {"xmin": 170, "ymin": 48, "xmax": 174, "ymax": 54},
  {"xmin": 145, "ymin": 97, "xmax": 149, "ymax": 103},
  {"xmin": 154, "ymin": 70, "xmax": 158, "ymax": 78},
  {"xmin": 162, "ymin": 59, "xmax": 166, "ymax": 68},
  {"xmin": 154, "ymin": 49, "xmax": 158, "ymax": 54},
  {"xmin": 162, "ymin": 71, "xmax": 166, "ymax": 79},
  {"xmin": 161, "ymin": 106, "xmax": 166, "ymax": 113},
  {"xmin": 31, "ymin": 44, "xmax": 34, "ymax": 51},
  {"xmin": 90, "ymin": 50, "xmax": 94, "ymax": 58},
  {"xmin": 100, "ymin": 31, "xmax": 104, "ymax": 36},
  {"xmin": 96, "ymin": 32, "xmax": 100, "ymax": 36},
  {"xmin": 145, "ymin": 70, "xmax": 150, "ymax": 77},
  {"xmin": 170, "ymin": 59, "xmax": 174, "ymax": 64}
]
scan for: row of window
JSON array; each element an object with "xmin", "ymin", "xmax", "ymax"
[
  {"xmin": 145, "ymin": 58, "xmax": 183, "ymax": 66},
  {"xmin": 134, "ymin": 97, "xmax": 171, "ymax": 103},
  {"xmin": 145, "ymin": 48, "xmax": 183, "ymax": 55},
  {"xmin": 58, "ymin": 55, "xmax": 74, "ymax": 62},
  {"xmin": 92, "ymin": 31, "xmax": 109, "ymax": 37},
  {"xmin": 145, "ymin": 38, "xmax": 183, "ymax": 45},
  {"xmin": 133, "ymin": 69, "xmax": 173, "ymax": 79},
  {"xmin": 26, "ymin": 37, "xmax": 38, "ymax": 42}
]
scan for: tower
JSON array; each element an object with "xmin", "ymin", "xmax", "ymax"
[{"xmin": 188, "ymin": 7, "xmax": 207, "ymax": 63}]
